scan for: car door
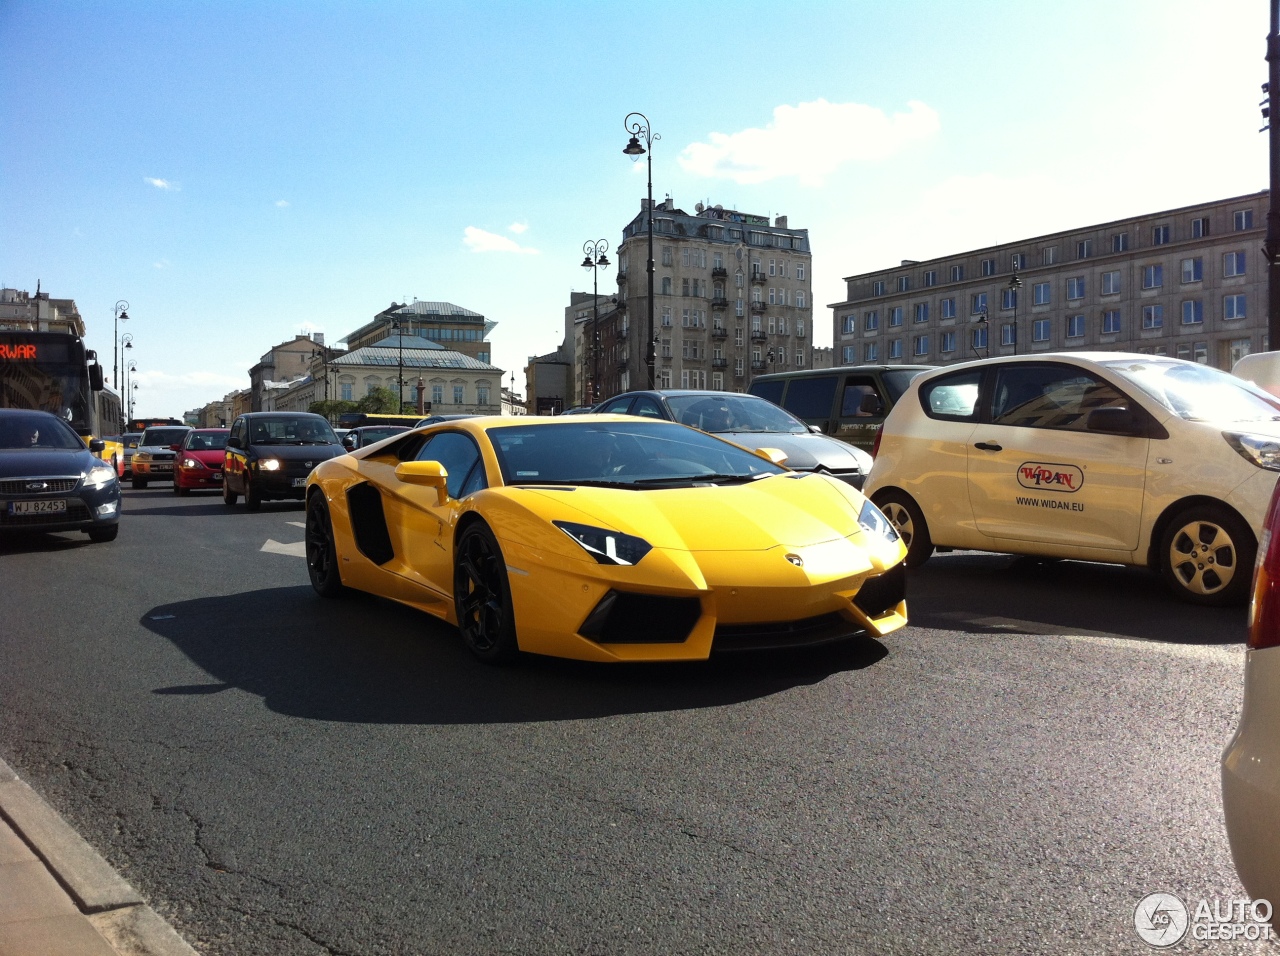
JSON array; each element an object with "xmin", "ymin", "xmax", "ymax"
[
  {"xmin": 225, "ymin": 419, "xmax": 248, "ymax": 492},
  {"xmin": 834, "ymin": 373, "xmax": 889, "ymax": 450},
  {"xmin": 965, "ymin": 362, "xmax": 1150, "ymax": 551}
]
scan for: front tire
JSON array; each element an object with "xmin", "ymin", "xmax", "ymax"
[
  {"xmin": 223, "ymin": 479, "xmax": 238, "ymax": 506},
  {"xmin": 87, "ymin": 524, "xmax": 119, "ymax": 543},
  {"xmin": 1159, "ymin": 504, "xmax": 1255, "ymax": 606},
  {"xmin": 305, "ymin": 493, "xmax": 345, "ymax": 597},
  {"xmin": 873, "ymin": 489, "xmax": 934, "ymax": 568},
  {"xmin": 453, "ymin": 523, "xmax": 519, "ymax": 664},
  {"xmin": 244, "ymin": 474, "xmax": 262, "ymax": 512}
]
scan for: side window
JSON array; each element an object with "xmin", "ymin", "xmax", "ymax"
[
  {"xmin": 749, "ymin": 379, "xmax": 785, "ymax": 406},
  {"xmin": 990, "ymin": 364, "xmax": 1125, "ymax": 431},
  {"xmin": 781, "ymin": 376, "xmax": 839, "ymax": 419},
  {"xmin": 920, "ymin": 370, "xmax": 982, "ymax": 421},
  {"xmin": 840, "ymin": 376, "xmax": 884, "ymax": 417},
  {"xmin": 598, "ymin": 397, "xmax": 633, "ymax": 415},
  {"xmin": 230, "ymin": 420, "xmax": 244, "ymax": 445},
  {"xmin": 630, "ymin": 396, "xmax": 665, "ymax": 418},
  {"xmin": 416, "ymin": 431, "xmax": 485, "ymax": 498}
]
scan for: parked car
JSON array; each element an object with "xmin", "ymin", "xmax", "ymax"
[
  {"xmin": 747, "ymin": 365, "xmax": 935, "ymax": 452},
  {"xmin": 1222, "ymin": 476, "xmax": 1280, "ymax": 915},
  {"xmin": 342, "ymin": 425, "xmax": 411, "ymax": 450},
  {"xmin": 120, "ymin": 433, "xmax": 142, "ymax": 477},
  {"xmin": 223, "ymin": 412, "xmax": 345, "ymax": 511},
  {"xmin": 304, "ymin": 415, "xmax": 907, "ymax": 663},
  {"xmin": 0, "ymin": 409, "xmax": 121, "ymax": 541},
  {"xmin": 864, "ymin": 352, "xmax": 1280, "ymax": 605},
  {"xmin": 130, "ymin": 425, "xmax": 193, "ymax": 488},
  {"xmin": 173, "ymin": 428, "xmax": 231, "ymax": 495},
  {"xmin": 594, "ymin": 389, "xmax": 872, "ymax": 487}
]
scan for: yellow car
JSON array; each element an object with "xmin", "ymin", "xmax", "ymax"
[{"xmin": 304, "ymin": 415, "xmax": 908, "ymax": 663}]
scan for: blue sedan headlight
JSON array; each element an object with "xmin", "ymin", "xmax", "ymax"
[
  {"xmin": 553, "ymin": 521, "xmax": 652, "ymax": 566},
  {"xmin": 857, "ymin": 500, "xmax": 899, "ymax": 543}
]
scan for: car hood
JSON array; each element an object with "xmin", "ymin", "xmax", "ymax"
[
  {"xmin": 716, "ymin": 431, "xmax": 872, "ymax": 473},
  {"xmin": 518, "ymin": 473, "xmax": 869, "ymax": 552},
  {"xmin": 1213, "ymin": 418, "xmax": 1280, "ymax": 438},
  {"xmin": 182, "ymin": 449, "xmax": 227, "ymax": 465},
  {"xmin": 0, "ymin": 448, "xmax": 96, "ymax": 479},
  {"xmin": 249, "ymin": 443, "xmax": 345, "ymax": 461}
]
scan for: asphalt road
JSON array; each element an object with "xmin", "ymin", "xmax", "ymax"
[{"xmin": 0, "ymin": 484, "xmax": 1266, "ymax": 955}]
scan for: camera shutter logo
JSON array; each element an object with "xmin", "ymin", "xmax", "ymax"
[{"xmin": 1134, "ymin": 893, "xmax": 1189, "ymax": 947}]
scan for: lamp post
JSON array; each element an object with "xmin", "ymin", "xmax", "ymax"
[
  {"xmin": 312, "ymin": 346, "xmax": 330, "ymax": 403},
  {"xmin": 113, "ymin": 300, "xmax": 129, "ymax": 390},
  {"xmin": 129, "ymin": 381, "xmax": 138, "ymax": 421},
  {"xmin": 580, "ymin": 239, "xmax": 611, "ymax": 404},
  {"xmin": 623, "ymin": 112, "xmax": 660, "ymax": 389},
  {"xmin": 1007, "ymin": 268, "xmax": 1022, "ymax": 355},
  {"xmin": 124, "ymin": 359, "xmax": 137, "ymax": 421},
  {"xmin": 390, "ymin": 319, "xmax": 404, "ymax": 411}
]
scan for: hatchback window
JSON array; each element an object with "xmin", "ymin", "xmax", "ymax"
[
  {"xmin": 920, "ymin": 371, "xmax": 982, "ymax": 420},
  {"xmin": 990, "ymin": 365, "xmax": 1126, "ymax": 431}
]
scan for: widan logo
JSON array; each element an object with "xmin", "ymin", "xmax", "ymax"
[{"xmin": 1017, "ymin": 461, "xmax": 1084, "ymax": 493}]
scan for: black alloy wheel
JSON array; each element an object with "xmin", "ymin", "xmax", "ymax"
[
  {"xmin": 305, "ymin": 493, "xmax": 345, "ymax": 597},
  {"xmin": 453, "ymin": 523, "xmax": 519, "ymax": 664}
]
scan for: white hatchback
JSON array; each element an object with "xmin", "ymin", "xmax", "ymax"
[{"xmin": 864, "ymin": 352, "xmax": 1280, "ymax": 605}]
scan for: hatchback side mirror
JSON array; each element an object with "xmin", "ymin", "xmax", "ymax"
[
  {"xmin": 226, "ymin": 437, "xmax": 242, "ymax": 449},
  {"xmin": 1086, "ymin": 406, "xmax": 1139, "ymax": 434}
]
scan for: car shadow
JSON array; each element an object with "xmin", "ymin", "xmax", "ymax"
[
  {"xmin": 123, "ymin": 501, "xmax": 305, "ymax": 518},
  {"xmin": 0, "ymin": 532, "xmax": 94, "ymax": 554},
  {"xmin": 142, "ymin": 587, "xmax": 888, "ymax": 724},
  {"xmin": 906, "ymin": 552, "xmax": 1245, "ymax": 645}
]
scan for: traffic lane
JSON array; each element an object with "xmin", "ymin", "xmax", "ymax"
[{"xmin": 0, "ymin": 491, "xmax": 1262, "ymax": 954}]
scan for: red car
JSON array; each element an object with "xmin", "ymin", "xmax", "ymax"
[{"xmin": 173, "ymin": 428, "xmax": 231, "ymax": 495}]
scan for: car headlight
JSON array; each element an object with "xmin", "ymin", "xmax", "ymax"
[
  {"xmin": 1224, "ymin": 432, "xmax": 1280, "ymax": 471},
  {"xmin": 258, "ymin": 458, "xmax": 281, "ymax": 471},
  {"xmin": 553, "ymin": 521, "xmax": 652, "ymax": 566},
  {"xmin": 181, "ymin": 457, "xmax": 203, "ymax": 469},
  {"xmin": 83, "ymin": 463, "xmax": 118, "ymax": 490},
  {"xmin": 857, "ymin": 499, "xmax": 899, "ymax": 543}
]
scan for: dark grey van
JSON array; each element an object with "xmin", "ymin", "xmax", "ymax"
[{"xmin": 747, "ymin": 365, "xmax": 934, "ymax": 451}]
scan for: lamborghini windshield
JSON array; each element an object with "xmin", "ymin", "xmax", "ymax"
[{"xmin": 488, "ymin": 420, "xmax": 789, "ymax": 487}]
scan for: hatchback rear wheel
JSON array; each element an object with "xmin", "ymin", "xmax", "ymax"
[{"xmin": 873, "ymin": 489, "xmax": 934, "ymax": 568}]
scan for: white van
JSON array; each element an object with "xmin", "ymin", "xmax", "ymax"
[{"xmin": 1233, "ymin": 350, "xmax": 1280, "ymax": 399}]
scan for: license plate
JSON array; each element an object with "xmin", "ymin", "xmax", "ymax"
[
  {"xmin": 8, "ymin": 499, "xmax": 67, "ymax": 515},
  {"xmin": 153, "ymin": 463, "xmax": 172, "ymax": 471},
  {"xmin": 211, "ymin": 472, "xmax": 222, "ymax": 482},
  {"xmin": 291, "ymin": 477, "xmax": 307, "ymax": 488}
]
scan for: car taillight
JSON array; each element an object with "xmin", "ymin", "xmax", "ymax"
[
  {"xmin": 1249, "ymin": 482, "xmax": 1280, "ymax": 650},
  {"xmin": 870, "ymin": 425, "xmax": 883, "ymax": 460}
]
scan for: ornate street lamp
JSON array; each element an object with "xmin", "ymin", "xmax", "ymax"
[
  {"xmin": 312, "ymin": 346, "xmax": 330, "ymax": 403},
  {"xmin": 129, "ymin": 381, "xmax": 139, "ymax": 421},
  {"xmin": 1008, "ymin": 267, "xmax": 1022, "ymax": 355},
  {"xmin": 623, "ymin": 112, "xmax": 660, "ymax": 388},
  {"xmin": 580, "ymin": 239, "xmax": 611, "ymax": 404},
  {"xmin": 113, "ymin": 300, "xmax": 129, "ymax": 390},
  {"xmin": 390, "ymin": 318, "xmax": 404, "ymax": 411}
]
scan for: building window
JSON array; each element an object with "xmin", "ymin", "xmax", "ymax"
[
  {"xmin": 477, "ymin": 386, "xmax": 490, "ymax": 405},
  {"xmin": 1010, "ymin": 253, "xmax": 1026, "ymax": 270},
  {"xmin": 432, "ymin": 384, "xmax": 444, "ymax": 405},
  {"xmin": 1033, "ymin": 282, "xmax": 1051, "ymax": 306},
  {"xmin": 940, "ymin": 331, "xmax": 956, "ymax": 353},
  {"xmin": 661, "ymin": 277, "xmax": 672, "ymax": 295},
  {"xmin": 1153, "ymin": 225, "xmax": 1170, "ymax": 245},
  {"xmin": 1224, "ymin": 251, "xmax": 1247, "ymax": 277},
  {"xmin": 1042, "ymin": 247, "xmax": 1058, "ymax": 265},
  {"xmin": 941, "ymin": 297, "xmax": 956, "ymax": 319},
  {"xmin": 889, "ymin": 306, "xmax": 904, "ymax": 327},
  {"xmin": 972, "ymin": 326, "xmax": 988, "ymax": 350},
  {"xmin": 913, "ymin": 334, "xmax": 929, "ymax": 356},
  {"xmin": 1066, "ymin": 314, "xmax": 1085, "ymax": 338},
  {"xmin": 1143, "ymin": 305, "xmax": 1164, "ymax": 329},
  {"xmin": 914, "ymin": 303, "xmax": 930, "ymax": 323},
  {"xmin": 950, "ymin": 265, "xmax": 964, "ymax": 282},
  {"xmin": 1001, "ymin": 323, "xmax": 1016, "ymax": 346},
  {"xmin": 769, "ymin": 259, "xmax": 776, "ymax": 276},
  {"xmin": 1112, "ymin": 233, "xmax": 1129, "ymax": 253},
  {"xmin": 842, "ymin": 345, "xmax": 856, "ymax": 363},
  {"xmin": 897, "ymin": 275, "xmax": 910, "ymax": 292},
  {"xmin": 1142, "ymin": 265, "xmax": 1163, "ymax": 289},
  {"xmin": 864, "ymin": 342, "xmax": 879, "ymax": 362},
  {"xmin": 981, "ymin": 258, "xmax": 996, "ymax": 277},
  {"xmin": 796, "ymin": 348, "xmax": 805, "ymax": 367},
  {"xmin": 971, "ymin": 292, "xmax": 988, "ymax": 314},
  {"xmin": 661, "ymin": 247, "xmax": 673, "ymax": 266},
  {"xmin": 340, "ymin": 382, "xmax": 353, "ymax": 401},
  {"xmin": 842, "ymin": 314, "xmax": 857, "ymax": 334},
  {"xmin": 1225, "ymin": 294, "xmax": 1247, "ymax": 320},
  {"xmin": 872, "ymin": 280, "xmax": 886, "ymax": 296},
  {"xmin": 923, "ymin": 270, "xmax": 937, "ymax": 287},
  {"xmin": 889, "ymin": 339, "xmax": 902, "ymax": 359},
  {"xmin": 1076, "ymin": 239, "xmax": 1093, "ymax": 259},
  {"xmin": 1195, "ymin": 342, "xmax": 1209, "ymax": 364},
  {"xmin": 1066, "ymin": 277, "xmax": 1085, "ymax": 300},
  {"xmin": 1191, "ymin": 217, "xmax": 1210, "ymax": 238},
  {"xmin": 1102, "ymin": 271, "xmax": 1121, "ymax": 295},
  {"xmin": 1001, "ymin": 288, "xmax": 1018, "ymax": 310},
  {"xmin": 661, "ymin": 307, "xmax": 672, "ymax": 327},
  {"xmin": 1181, "ymin": 257, "xmax": 1203, "ymax": 283},
  {"xmin": 1033, "ymin": 318, "xmax": 1051, "ymax": 342},
  {"xmin": 1182, "ymin": 300, "xmax": 1204, "ymax": 325},
  {"xmin": 453, "ymin": 384, "xmax": 464, "ymax": 404},
  {"xmin": 796, "ymin": 264, "xmax": 805, "ymax": 280},
  {"xmin": 796, "ymin": 291, "xmax": 806, "ymax": 308},
  {"xmin": 1102, "ymin": 310, "xmax": 1122, "ymax": 334},
  {"xmin": 863, "ymin": 311, "xmax": 878, "ymax": 332},
  {"xmin": 1235, "ymin": 210, "xmax": 1255, "ymax": 231}
]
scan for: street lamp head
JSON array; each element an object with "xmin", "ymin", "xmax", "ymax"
[
  {"xmin": 581, "ymin": 255, "xmax": 594, "ymax": 270},
  {"xmin": 1008, "ymin": 274, "xmax": 1022, "ymax": 291},
  {"xmin": 119, "ymin": 310, "xmax": 129, "ymax": 322},
  {"xmin": 623, "ymin": 135, "xmax": 646, "ymax": 157},
  {"xmin": 597, "ymin": 253, "xmax": 611, "ymax": 270}
]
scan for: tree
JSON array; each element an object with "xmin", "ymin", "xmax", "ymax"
[
  {"xmin": 309, "ymin": 399, "xmax": 358, "ymax": 422},
  {"xmin": 356, "ymin": 386, "xmax": 401, "ymax": 414}
]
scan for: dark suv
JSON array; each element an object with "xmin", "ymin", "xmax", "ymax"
[{"xmin": 223, "ymin": 413, "xmax": 345, "ymax": 510}]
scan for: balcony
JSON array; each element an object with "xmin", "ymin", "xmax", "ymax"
[
  {"xmin": 750, "ymin": 330, "xmax": 766, "ymax": 342},
  {"xmin": 712, "ymin": 357, "xmax": 728, "ymax": 369},
  {"xmin": 616, "ymin": 272, "xmax": 627, "ymax": 286},
  {"xmin": 751, "ymin": 360, "xmax": 767, "ymax": 371},
  {"xmin": 750, "ymin": 271, "xmax": 766, "ymax": 285},
  {"xmin": 711, "ymin": 267, "xmax": 727, "ymax": 278},
  {"xmin": 711, "ymin": 326, "xmax": 728, "ymax": 339},
  {"xmin": 711, "ymin": 297, "xmax": 729, "ymax": 310},
  {"xmin": 660, "ymin": 353, "xmax": 673, "ymax": 364},
  {"xmin": 750, "ymin": 301, "xmax": 766, "ymax": 314}
]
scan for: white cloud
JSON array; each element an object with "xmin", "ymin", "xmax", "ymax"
[
  {"xmin": 153, "ymin": 259, "xmax": 170, "ymax": 270},
  {"xmin": 144, "ymin": 177, "xmax": 179, "ymax": 191},
  {"xmin": 463, "ymin": 226, "xmax": 538, "ymax": 255},
  {"xmin": 507, "ymin": 221, "xmax": 528, "ymax": 234},
  {"xmin": 679, "ymin": 99, "xmax": 940, "ymax": 187},
  {"xmin": 275, "ymin": 199, "xmax": 289, "ymax": 207}
]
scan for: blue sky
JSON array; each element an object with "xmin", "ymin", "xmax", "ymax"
[{"xmin": 0, "ymin": 0, "xmax": 1268, "ymax": 417}]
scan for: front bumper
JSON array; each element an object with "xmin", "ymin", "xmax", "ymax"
[
  {"xmin": 176, "ymin": 465, "xmax": 223, "ymax": 489},
  {"xmin": 253, "ymin": 464, "xmax": 315, "ymax": 499},
  {"xmin": 0, "ymin": 476, "xmax": 122, "ymax": 534}
]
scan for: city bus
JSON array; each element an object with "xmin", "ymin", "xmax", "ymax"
[
  {"xmin": 335, "ymin": 412, "xmax": 427, "ymax": 429},
  {"xmin": 0, "ymin": 330, "xmax": 124, "ymax": 470}
]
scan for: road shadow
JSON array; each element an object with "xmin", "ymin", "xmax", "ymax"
[
  {"xmin": 906, "ymin": 552, "xmax": 1244, "ymax": 645},
  {"xmin": 122, "ymin": 499, "xmax": 305, "ymax": 518},
  {"xmin": 0, "ymin": 531, "xmax": 94, "ymax": 554},
  {"xmin": 141, "ymin": 586, "xmax": 887, "ymax": 724}
]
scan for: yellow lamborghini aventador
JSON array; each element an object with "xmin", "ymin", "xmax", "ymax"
[{"xmin": 304, "ymin": 415, "xmax": 908, "ymax": 663}]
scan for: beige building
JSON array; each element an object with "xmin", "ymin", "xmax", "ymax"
[
  {"xmin": 831, "ymin": 191, "xmax": 1269, "ymax": 371},
  {"xmin": 346, "ymin": 300, "xmax": 495, "ymax": 363},
  {"xmin": 249, "ymin": 333, "xmax": 327, "ymax": 411},
  {"xmin": 611, "ymin": 199, "xmax": 814, "ymax": 397}
]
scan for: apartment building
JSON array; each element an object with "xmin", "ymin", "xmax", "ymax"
[
  {"xmin": 347, "ymin": 300, "xmax": 496, "ymax": 363},
  {"xmin": 830, "ymin": 191, "xmax": 1269, "ymax": 371},
  {"xmin": 610, "ymin": 199, "xmax": 813, "ymax": 397}
]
